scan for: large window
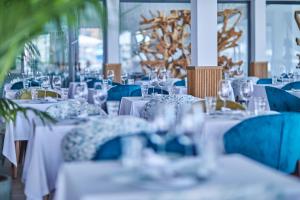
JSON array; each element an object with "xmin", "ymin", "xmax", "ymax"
[
  {"xmin": 217, "ymin": 2, "xmax": 250, "ymax": 76},
  {"xmin": 266, "ymin": 3, "xmax": 300, "ymax": 76},
  {"xmin": 119, "ymin": 1, "xmax": 191, "ymax": 74}
]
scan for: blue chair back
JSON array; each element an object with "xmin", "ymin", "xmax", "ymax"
[
  {"xmin": 256, "ymin": 78, "xmax": 272, "ymax": 84},
  {"xmin": 224, "ymin": 113, "xmax": 300, "ymax": 173},
  {"xmin": 107, "ymin": 85, "xmax": 141, "ymax": 101},
  {"xmin": 93, "ymin": 133, "xmax": 195, "ymax": 161},
  {"xmin": 10, "ymin": 80, "xmax": 41, "ymax": 90},
  {"xmin": 281, "ymin": 81, "xmax": 300, "ymax": 91},
  {"xmin": 130, "ymin": 88, "xmax": 169, "ymax": 96},
  {"xmin": 265, "ymin": 86, "xmax": 300, "ymax": 112},
  {"xmin": 174, "ymin": 79, "xmax": 186, "ymax": 87}
]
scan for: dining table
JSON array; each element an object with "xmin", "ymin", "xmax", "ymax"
[{"xmin": 54, "ymin": 154, "xmax": 300, "ymax": 200}]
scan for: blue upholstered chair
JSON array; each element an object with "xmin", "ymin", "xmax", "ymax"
[
  {"xmin": 281, "ymin": 81, "xmax": 300, "ymax": 91},
  {"xmin": 265, "ymin": 86, "xmax": 300, "ymax": 112},
  {"xmin": 174, "ymin": 79, "xmax": 186, "ymax": 87},
  {"xmin": 107, "ymin": 85, "xmax": 141, "ymax": 101},
  {"xmin": 224, "ymin": 113, "xmax": 300, "ymax": 174},
  {"xmin": 130, "ymin": 88, "xmax": 169, "ymax": 96},
  {"xmin": 256, "ymin": 78, "xmax": 272, "ymax": 85},
  {"xmin": 10, "ymin": 80, "xmax": 41, "ymax": 90},
  {"xmin": 93, "ymin": 133, "xmax": 195, "ymax": 161}
]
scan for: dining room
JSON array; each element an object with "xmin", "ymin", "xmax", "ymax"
[{"xmin": 1, "ymin": 0, "xmax": 300, "ymax": 200}]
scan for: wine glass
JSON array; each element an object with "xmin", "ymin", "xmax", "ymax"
[
  {"xmin": 218, "ymin": 80, "xmax": 232, "ymax": 111},
  {"xmin": 240, "ymin": 80, "xmax": 254, "ymax": 111},
  {"xmin": 52, "ymin": 76, "xmax": 62, "ymax": 99},
  {"xmin": 74, "ymin": 83, "xmax": 88, "ymax": 104},
  {"xmin": 287, "ymin": 69, "xmax": 294, "ymax": 82},
  {"xmin": 93, "ymin": 86, "xmax": 108, "ymax": 108},
  {"xmin": 121, "ymin": 72, "xmax": 128, "ymax": 85},
  {"xmin": 107, "ymin": 70, "xmax": 115, "ymax": 85},
  {"xmin": 141, "ymin": 82, "xmax": 149, "ymax": 98},
  {"xmin": 41, "ymin": 76, "xmax": 50, "ymax": 98},
  {"xmin": 151, "ymin": 103, "xmax": 176, "ymax": 154}
]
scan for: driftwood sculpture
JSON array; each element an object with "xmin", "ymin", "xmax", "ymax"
[
  {"xmin": 138, "ymin": 9, "xmax": 243, "ymax": 78},
  {"xmin": 295, "ymin": 11, "xmax": 300, "ymax": 68}
]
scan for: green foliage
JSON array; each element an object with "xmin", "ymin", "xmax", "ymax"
[{"xmin": 0, "ymin": 0, "xmax": 105, "ymax": 125}]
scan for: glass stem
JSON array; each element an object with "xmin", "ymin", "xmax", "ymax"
[{"xmin": 224, "ymin": 100, "xmax": 227, "ymax": 109}]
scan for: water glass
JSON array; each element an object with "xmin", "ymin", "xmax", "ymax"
[
  {"xmin": 254, "ymin": 97, "xmax": 267, "ymax": 115},
  {"xmin": 127, "ymin": 79, "xmax": 134, "ymax": 85},
  {"xmin": 106, "ymin": 101, "xmax": 120, "ymax": 116},
  {"xmin": 74, "ymin": 83, "xmax": 88, "ymax": 103},
  {"xmin": 205, "ymin": 96, "xmax": 217, "ymax": 115},
  {"xmin": 41, "ymin": 76, "xmax": 50, "ymax": 98},
  {"xmin": 107, "ymin": 70, "xmax": 115, "ymax": 85},
  {"xmin": 93, "ymin": 88, "xmax": 108, "ymax": 106},
  {"xmin": 60, "ymin": 88, "xmax": 69, "ymax": 100},
  {"xmin": 23, "ymin": 79, "xmax": 29, "ymax": 89},
  {"xmin": 52, "ymin": 76, "xmax": 62, "ymax": 98},
  {"xmin": 240, "ymin": 80, "xmax": 254, "ymax": 110},
  {"xmin": 102, "ymin": 79, "xmax": 109, "ymax": 89},
  {"xmin": 218, "ymin": 80, "xmax": 232, "ymax": 110},
  {"xmin": 141, "ymin": 83, "xmax": 149, "ymax": 98},
  {"xmin": 121, "ymin": 135, "xmax": 145, "ymax": 169},
  {"xmin": 121, "ymin": 73, "xmax": 128, "ymax": 84},
  {"xmin": 31, "ymin": 88, "xmax": 38, "ymax": 100},
  {"xmin": 272, "ymin": 76, "xmax": 278, "ymax": 85}
]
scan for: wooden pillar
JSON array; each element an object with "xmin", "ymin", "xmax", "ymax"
[
  {"xmin": 249, "ymin": 62, "xmax": 268, "ymax": 78},
  {"xmin": 103, "ymin": 63, "xmax": 121, "ymax": 83},
  {"xmin": 187, "ymin": 66, "xmax": 223, "ymax": 98}
]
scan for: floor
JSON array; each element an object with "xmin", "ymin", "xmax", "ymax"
[{"xmin": 1, "ymin": 160, "xmax": 26, "ymax": 200}]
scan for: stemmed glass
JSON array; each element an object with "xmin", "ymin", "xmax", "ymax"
[
  {"xmin": 240, "ymin": 80, "xmax": 254, "ymax": 111},
  {"xmin": 74, "ymin": 83, "xmax": 88, "ymax": 104},
  {"xmin": 121, "ymin": 72, "xmax": 128, "ymax": 85},
  {"xmin": 107, "ymin": 70, "xmax": 115, "ymax": 86},
  {"xmin": 151, "ymin": 103, "xmax": 176, "ymax": 154},
  {"xmin": 52, "ymin": 76, "xmax": 62, "ymax": 99},
  {"xmin": 141, "ymin": 82, "xmax": 149, "ymax": 98},
  {"xmin": 41, "ymin": 76, "xmax": 50, "ymax": 98},
  {"xmin": 288, "ymin": 70, "xmax": 294, "ymax": 82},
  {"xmin": 93, "ymin": 83, "xmax": 108, "ymax": 108},
  {"xmin": 218, "ymin": 80, "xmax": 232, "ymax": 111}
]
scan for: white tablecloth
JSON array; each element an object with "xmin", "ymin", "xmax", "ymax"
[
  {"xmin": 22, "ymin": 124, "xmax": 75, "ymax": 200},
  {"xmin": 119, "ymin": 97, "xmax": 150, "ymax": 117},
  {"xmin": 54, "ymin": 154, "xmax": 300, "ymax": 200},
  {"xmin": 2, "ymin": 100, "xmax": 58, "ymax": 166}
]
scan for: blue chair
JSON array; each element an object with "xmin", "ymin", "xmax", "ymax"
[
  {"xmin": 130, "ymin": 88, "xmax": 169, "ymax": 96},
  {"xmin": 224, "ymin": 113, "xmax": 300, "ymax": 174},
  {"xmin": 107, "ymin": 85, "xmax": 141, "ymax": 101},
  {"xmin": 281, "ymin": 81, "xmax": 300, "ymax": 91},
  {"xmin": 265, "ymin": 86, "xmax": 300, "ymax": 112},
  {"xmin": 93, "ymin": 133, "xmax": 195, "ymax": 161},
  {"xmin": 10, "ymin": 80, "xmax": 41, "ymax": 90},
  {"xmin": 174, "ymin": 79, "xmax": 186, "ymax": 87},
  {"xmin": 256, "ymin": 78, "xmax": 272, "ymax": 85}
]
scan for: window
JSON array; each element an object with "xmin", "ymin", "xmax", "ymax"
[
  {"xmin": 217, "ymin": 2, "xmax": 250, "ymax": 76},
  {"xmin": 266, "ymin": 3, "xmax": 300, "ymax": 76},
  {"xmin": 119, "ymin": 1, "xmax": 191, "ymax": 74}
]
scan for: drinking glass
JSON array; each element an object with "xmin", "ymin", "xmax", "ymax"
[
  {"xmin": 288, "ymin": 70, "xmax": 294, "ymax": 82},
  {"xmin": 272, "ymin": 76, "xmax": 278, "ymax": 85},
  {"xmin": 102, "ymin": 79, "xmax": 109, "ymax": 90},
  {"xmin": 74, "ymin": 83, "xmax": 88, "ymax": 104},
  {"xmin": 107, "ymin": 70, "xmax": 115, "ymax": 85},
  {"xmin": 240, "ymin": 80, "xmax": 254, "ymax": 110},
  {"xmin": 254, "ymin": 97, "xmax": 267, "ymax": 115},
  {"xmin": 41, "ymin": 76, "xmax": 50, "ymax": 98},
  {"xmin": 121, "ymin": 135, "xmax": 145, "ymax": 169},
  {"xmin": 205, "ymin": 96, "xmax": 217, "ymax": 115},
  {"xmin": 218, "ymin": 80, "xmax": 232, "ymax": 110},
  {"xmin": 93, "ymin": 85, "xmax": 108, "ymax": 107},
  {"xmin": 121, "ymin": 73, "xmax": 128, "ymax": 85},
  {"xmin": 23, "ymin": 79, "xmax": 29, "ymax": 90},
  {"xmin": 151, "ymin": 103, "xmax": 176, "ymax": 153},
  {"xmin": 141, "ymin": 82, "xmax": 149, "ymax": 98},
  {"xmin": 52, "ymin": 76, "xmax": 62, "ymax": 99},
  {"xmin": 127, "ymin": 79, "xmax": 134, "ymax": 85}
]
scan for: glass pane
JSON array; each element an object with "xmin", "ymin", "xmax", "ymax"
[
  {"xmin": 217, "ymin": 3, "xmax": 249, "ymax": 77},
  {"xmin": 266, "ymin": 4, "xmax": 300, "ymax": 76},
  {"xmin": 120, "ymin": 2, "xmax": 191, "ymax": 75}
]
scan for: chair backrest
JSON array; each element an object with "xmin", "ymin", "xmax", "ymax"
[
  {"xmin": 174, "ymin": 79, "xmax": 186, "ymax": 87},
  {"xmin": 256, "ymin": 78, "xmax": 272, "ymax": 85},
  {"xmin": 130, "ymin": 88, "xmax": 169, "ymax": 97},
  {"xmin": 265, "ymin": 86, "xmax": 300, "ymax": 112},
  {"xmin": 224, "ymin": 113, "xmax": 300, "ymax": 173},
  {"xmin": 107, "ymin": 85, "xmax": 141, "ymax": 101},
  {"xmin": 281, "ymin": 81, "xmax": 300, "ymax": 90}
]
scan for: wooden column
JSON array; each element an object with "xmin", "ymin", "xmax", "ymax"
[
  {"xmin": 103, "ymin": 63, "xmax": 121, "ymax": 83},
  {"xmin": 187, "ymin": 66, "xmax": 223, "ymax": 98},
  {"xmin": 249, "ymin": 62, "xmax": 268, "ymax": 78}
]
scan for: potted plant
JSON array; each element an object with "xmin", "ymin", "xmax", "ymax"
[{"xmin": 0, "ymin": 0, "xmax": 105, "ymax": 199}]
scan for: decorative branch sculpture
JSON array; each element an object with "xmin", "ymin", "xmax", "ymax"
[{"xmin": 138, "ymin": 9, "xmax": 243, "ymax": 78}]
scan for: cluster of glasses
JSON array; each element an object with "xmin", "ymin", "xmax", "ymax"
[
  {"xmin": 147, "ymin": 67, "xmax": 175, "ymax": 96},
  {"xmin": 273, "ymin": 69, "xmax": 300, "ymax": 85}
]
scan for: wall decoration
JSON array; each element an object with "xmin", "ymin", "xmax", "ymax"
[{"xmin": 138, "ymin": 9, "xmax": 243, "ymax": 78}]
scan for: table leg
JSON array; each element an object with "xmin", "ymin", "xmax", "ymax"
[{"xmin": 11, "ymin": 141, "xmax": 20, "ymax": 179}]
